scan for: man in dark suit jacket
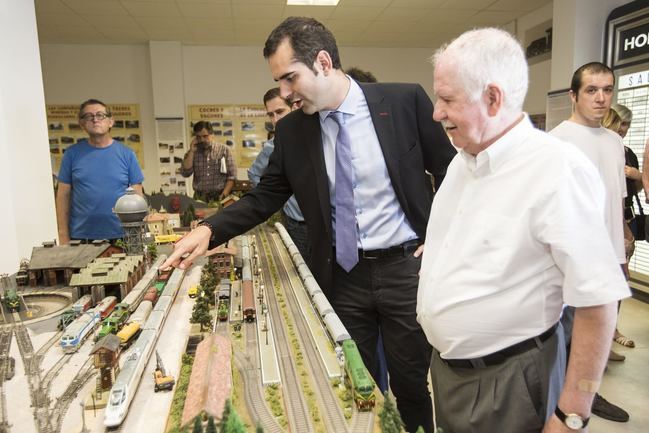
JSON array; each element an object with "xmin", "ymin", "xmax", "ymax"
[{"xmin": 164, "ymin": 17, "xmax": 455, "ymax": 433}]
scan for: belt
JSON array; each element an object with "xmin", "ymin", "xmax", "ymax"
[
  {"xmin": 359, "ymin": 239, "xmax": 420, "ymax": 259},
  {"xmin": 442, "ymin": 323, "xmax": 558, "ymax": 369}
]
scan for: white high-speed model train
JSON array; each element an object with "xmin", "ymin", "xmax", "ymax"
[
  {"xmin": 274, "ymin": 223, "xmax": 350, "ymax": 343},
  {"xmin": 103, "ymin": 266, "xmax": 185, "ymax": 427}
]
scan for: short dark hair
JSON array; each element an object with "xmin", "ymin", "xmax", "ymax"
[
  {"xmin": 192, "ymin": 121, "xmax": 213, "ymax": 135},
  {"xmin": 263, "ymin": 87, "xmax": 290, "ymax": 107},
  {"xmin": 570, "ymin": 62, "xmax": 615, "ymax": 99},
  {"xmin": 78, "ymin": 99, "xmax": 111, "ymax": 118},
  {"xmin": 263, "ymin": 17, "xmax": 342, "ymax": 73},
  {"xmin": 345, "ymin": 67, "xmax": 377, "ymax": 83}
]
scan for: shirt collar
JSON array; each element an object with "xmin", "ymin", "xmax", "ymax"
[
  {"xmin": 460, "ymin": 113, "xmax": 532, "ymax": 175},
  {"xmin": 319, "ymin": 76, "xmax": 360, "ymax": 123}
]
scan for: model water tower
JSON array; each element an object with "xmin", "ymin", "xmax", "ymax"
[{"xmin": 114, "ymin": 187, "xmax": 148, "ymax": 255}]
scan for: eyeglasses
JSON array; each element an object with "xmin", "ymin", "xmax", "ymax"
[{"xmin": 80, "ymin": 112, "xmax": 111, "ymax": 121}]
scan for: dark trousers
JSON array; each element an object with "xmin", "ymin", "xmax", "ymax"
[
  {"xmin": 332, "ymin": 252, "xmax": 433, "ymax": 433},
  {"xmin": 431, "ymin": 325, "xmax": 566, "ymax": 433},
  {"xmin": 282, "ymin": 212, "xmax": 311, "ymax": 265}
]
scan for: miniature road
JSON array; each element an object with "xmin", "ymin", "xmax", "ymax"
[
  {"xmin": 256, "ymin": 230, "xmax": 313, "ymax": 433},
  {"xmin": 267, "ymin": 230, "xmax": 349, "ymax": 433}
]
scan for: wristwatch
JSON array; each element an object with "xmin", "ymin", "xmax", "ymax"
[{"xmin": 554, "ymin": 406, "xmax": 589, "ymax": 430}]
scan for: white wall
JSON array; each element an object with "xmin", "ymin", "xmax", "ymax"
[
  {"xmin": 40, "ymin": 44, "xmax": 158, "ymax": 191},
  {"xmin": 515, "ymin": 1, "xmax": 554, "ymax": 115},
  {"xmin": 0, "ymin": 0, "xmax": 57, "ymax": 272},
  {"xmin": 40, "ymin": 42, "xmax": 440, "ymax": 193}
]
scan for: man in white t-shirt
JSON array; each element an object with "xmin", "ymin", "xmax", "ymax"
[
  {"xmin": 549, "ymin": 61, "xmax": 630, "ymax": 423},
  {"xmin": 419, "ymin": 30, "xmax": 629, "ymax": 433}
]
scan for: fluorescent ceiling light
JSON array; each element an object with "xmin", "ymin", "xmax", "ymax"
[{"xmin": 287, "ymin": 0, "xmax": 340, "ymax": 5}]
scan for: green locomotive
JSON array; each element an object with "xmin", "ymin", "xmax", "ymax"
[
  {"xmin": 3, "ymin": 288, "xmax": 20, "ymax": 312},
  {"xmin": 217, "ymin": 300, "xmax": 229, "ymax": 321},
  {"xmin": 95, "ymin": 303, "xmax": 130, "ymax": 341},
  {"xmin": 342, "ymin": 339, "xmax": 376, "ymax": 411}
]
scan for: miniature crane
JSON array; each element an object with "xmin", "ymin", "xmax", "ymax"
[{"xmin": 153, "ymin": 350, "xmax": 175, "ymax": 392}]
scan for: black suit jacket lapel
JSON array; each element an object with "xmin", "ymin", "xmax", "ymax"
[
  {"xmin": 360, "ymin": 84, "xmax": 406, "ymax": 204},
  {"xmin": 302, "ymin": 112, "xmax": 332, "ymax": 238}
]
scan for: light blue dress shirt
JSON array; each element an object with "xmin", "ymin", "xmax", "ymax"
[
  {"xmin": 319, "ymin": 78, "xmax": 417, "ymax": 250},
  {"xmin": 247, "ymin": 139, "xmax": 305, "ymax": 222}
]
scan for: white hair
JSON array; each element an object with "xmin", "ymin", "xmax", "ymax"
[{"xmin": 431, "ymin": 27, "xmax": 528, "ymax": 113}]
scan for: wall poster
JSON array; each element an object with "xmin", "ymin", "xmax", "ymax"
[
  {"xmin": 47, "ymin": 103, "xmax": 144, "ymax": 174},
  {"xmin": 187, "ymin": 104, "xmax": 269, "ymax": 174},
  {"xmin": 155, "ymin": 117, "xmax": 187, "ymax": 194}
]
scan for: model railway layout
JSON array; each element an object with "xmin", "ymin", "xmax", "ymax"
[{"xmin": 0, "ymin": 224, "xmax": 383, "ymax": 433}]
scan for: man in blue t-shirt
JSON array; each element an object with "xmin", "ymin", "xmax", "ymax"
[{"xmin": 56, "ymin": 99, "xmax": 144, "ymax": 244}]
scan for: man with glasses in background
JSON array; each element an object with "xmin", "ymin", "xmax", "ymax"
[{"xmin": 56, "ymin": 99, "xmax": 144, "ymax": 245}]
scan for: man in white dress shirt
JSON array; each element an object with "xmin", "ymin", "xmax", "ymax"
[{"xmin": 418, "ymin": 28, "xmax": 630, "ymax": 433}]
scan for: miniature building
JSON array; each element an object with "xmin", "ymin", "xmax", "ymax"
[
  {"xmin": 208, "ymin": 245, "xmax": 237, "ymax": 279},
  {"xmin": 91, "ymin": 334, "xmax": 121, "ymax": 390},
  {"xmin": 144, "ymin": 212, "xmax": 170, "ymax": 236},
  {"xmin": 143, "ymin": 211, "xmax": 181, "ymax": 236},
  {"xmin": 69, "ymin": 254, "xmax": 144, "ymax": 301},
  {"xmin": 181, "ymin": 334, "xmax": 232, "ymax": 428},
  {"xmin": 27, "ymin": 240, "xmax": 120, "ymax": 287},
  {"xmin": 114, "ymin": 188, "xmax": 149, "ymax": 255},
  {"xmin": 219, "ymin": 194, "xmax": 240, "ymax": 208}
]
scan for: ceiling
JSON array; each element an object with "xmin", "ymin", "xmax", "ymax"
[{"xmin": 35, "ymin": 0, "xmax": 552, "ymax": 48}]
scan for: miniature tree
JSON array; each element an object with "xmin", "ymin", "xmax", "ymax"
[
  {"xmin": 147, "ymin": 243, "xmax": 158, "ymax": 261},
  {"xmin": 206, "ymin": 416, "xmax": 217, "ymax": 433},
  {"xmin": 380, "ymin": 392, "xmax": 405, "ymax": 433},
  {"xmin": 201, "ymin": 280, "xmax": 216, "ymax": 306},
  {"xmin": 219, "ymin": 399, "xmax": 246, "ymax": 433},
  {"xmin": 203, "ymin": 260, "xmax": 217, "ymax": 277},
  {"xmin": 182, "ymin": 204, "xmax": 196, "ymax": 227},
  {"xmin": 190, "ymin": 295, "xmax": 212, "ymax": 331},
  {"xmin": 192, "ymin": 416, "xmax": 203, "ymax": 433},
  {"xmin": 114, "ymin": 239, "xmax": 126, "ymax": 251}
]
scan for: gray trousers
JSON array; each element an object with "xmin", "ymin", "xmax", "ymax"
[{"xmin": 430, "ymin": 325, "xmax": 566, "ymax": 433}]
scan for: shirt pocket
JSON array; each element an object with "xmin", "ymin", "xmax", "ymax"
[{"xmin": 458, "ymin": 210, "xmax": 518, "ymax": 272}]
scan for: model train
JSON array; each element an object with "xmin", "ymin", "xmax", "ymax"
[
  {"xmin": 3, "ymin": 288, "xmax": 20, "ymax": 312},
  {"xmin": 60, "ymin": 309, "xmax": 101, "ymax": 353},
  {"xmin": 104, "ymin": 266, "xmax": 185, "ymax": 427},
  {"xmin": 275, "ymin": 223, "xmax": 375, "ymax": 410},
  {"xmin": 241, "ymin": 236, "xmax": 256, "ymax": 322}
]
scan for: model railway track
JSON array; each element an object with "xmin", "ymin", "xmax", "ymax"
[
  {"xmin": 14, "ymin": 324, "xmax": 36, "ymax": 375},
  {"xmin": 49, "ymin": 357, "xmax": 95, "ymax": 433},
  {"xmin": 233, "ymin": 342, "xmax": 283, "ymax": 433},
  {"xmin": 34, "ymin": 331, "xmax": 63, "ymax": 363},
  {"xmin": 256, "ymin": 231, "xmax": 313, "ymax": 433},
  {"xmin": 0, "ymin": 327, "xmax": 11, "ymax": 433},
  {"xmin": 14, "ymin": 322, "xmax": 52, "ymax": 433},
  {"xmin": 41, "ymin": 354, "xmax": 69, "ymax": 391},
  {"xmin": 349, "ymin": 411, "xmax": 374, "ymax": 433},
  {"xmin": 268, "ymin": 231, "xmax": 349, "ymax": 433}
]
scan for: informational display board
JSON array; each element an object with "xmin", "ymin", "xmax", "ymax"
[
  {"xmin": 607, "ymin": 2, "xmax": 649, "ymax": 290},
  {"xmin": 187, "ymin": 105, "xmax": 269, "ymax": 170},
  {"xmin": 616, "ymin": 82, "xmax": 649, "ymax": 280},
  {"xmin": 155, "ymin": 117, "xmax": 187, "ymax": 194},
  {"xmin": 47, "ymin": 103, "xmax": 144, "ymax": 174}
]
